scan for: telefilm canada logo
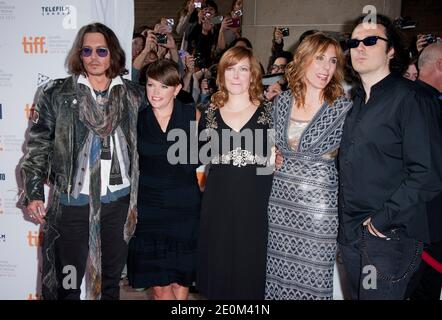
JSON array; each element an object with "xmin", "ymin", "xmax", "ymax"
[
  {"xmin": 41, "ymin": 5, "xmax": 71, "ymax": 16},
  {"xmin": 40, "ymin": 5, "xmax": 77, "ymax": 30}
]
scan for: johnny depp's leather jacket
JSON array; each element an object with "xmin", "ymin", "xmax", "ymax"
[{"xmin": 20, "ymin": 75, "xmax": 144, "ymax": 208}]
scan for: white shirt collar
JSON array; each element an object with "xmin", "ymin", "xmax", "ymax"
[{"xmin": 77, "ymin": 74, "xmax": 123, "ymax": 99}]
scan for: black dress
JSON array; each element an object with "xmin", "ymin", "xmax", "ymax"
[
  {"xmin": 127, "ymin": 100, "xmax": 201, "ymax": 288},
  {"xmin": 197, "ymin": 104, "xmax": 274, "ymax": 299}
]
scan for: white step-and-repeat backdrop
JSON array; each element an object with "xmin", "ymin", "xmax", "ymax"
[{"xmin": 0, "ymin": 0, "xmax": 134, "ymax": 300}]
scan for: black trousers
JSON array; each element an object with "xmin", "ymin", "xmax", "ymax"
[
  {"xmin": 339, "ymin": 227, "xmax": 423, "ymax": 300},
  {"xmin": 54, "ymin": 196, "xmax": 129, "ymax": 300}
]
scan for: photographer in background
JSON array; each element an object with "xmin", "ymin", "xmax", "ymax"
[
  {"xmin": 416, "ymin": 34, "xmax": 440, "ymax": 53},
  {"xmin": 216, "ymin": 0, "xmax": 243, "ymax": 53},
  {"xmin": 262, "ymin": 72, "xmax": 288, "ymax": 103},
  {"xmin": 270, "ymin": 27, "xmax": 288, "ymax": 64},
  {"xmin": 267, "ymin": 28, "xmax": 316, "ymax": 75},
  {"xmin": 132, "ymin": 33, "xmax": 146, "ymax": 61},
  {"xmin": 187, "ymin": 1, "xmax": 218, "ymax": 71},
  {"xmin": 176, "ymin": 0, "xmax": 206, "ymax": 51},
  {"xmin": 267, "ymin": 51, "xmax": 293, "ymax": 75},
  {"xmin": 154, "ymin": 18, "xmax": 179, "ymax": 63},
  {"xmin": 132, "ymin": 19, "xmax": 179, "ymax": 85},
  {"xmin": 194, "ymin": 65, "xmax": 218, "ymax": 109},
  {"xmin": 132, "ymin": 28, "xmax": 158, "ymax": 84}
]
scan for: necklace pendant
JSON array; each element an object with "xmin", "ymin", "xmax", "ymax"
[{"xmin": 96, "ymin": 94, "xmax": 108, "ymax": 105}]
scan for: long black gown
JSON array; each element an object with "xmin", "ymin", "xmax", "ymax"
[
  {"xmin": 197, "ymin": 104, "xmax": 273, "ymax": 299},
  {"xmin": 127, "ymin": 100, "xmax": 201, "ymax": 288}
]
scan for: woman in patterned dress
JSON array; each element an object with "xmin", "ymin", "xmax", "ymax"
[{"xmin": 265, "ymin": 33, "xmax": 352, "ymax": 300}]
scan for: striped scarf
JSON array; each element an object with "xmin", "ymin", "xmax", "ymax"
[{"xmin": 76, "ymin": 81, "xmax": 126, "ymax": 300}]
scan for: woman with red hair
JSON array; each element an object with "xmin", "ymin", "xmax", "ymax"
[{"xmin": 197, "ymin": 46, "xmax": 273, "ymax": 299}]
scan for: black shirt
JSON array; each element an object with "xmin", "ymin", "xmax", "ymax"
[
  {"xmin": 416, "ymin": 79, "xmax": 442, "ymax": 244},
  {"xmin": 338, "ymin": 73, "xmax": 442, "ymax": 244}
]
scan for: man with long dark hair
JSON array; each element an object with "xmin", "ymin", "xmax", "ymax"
[
  {"xmin": 20, "ymin": 23, "xmax": 144, "ymax": 300},
  {"xmin": 338, "ymin": 14, "xmax": 442, "ymax": 300}
]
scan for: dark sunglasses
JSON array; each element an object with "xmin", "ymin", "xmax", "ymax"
[
  {"xmin": 80, "ymin": 47, "xmax": 109, "ymax": 58},
  {"xmin": 347, "ymin": 36, "xmax": 388, "ymax": 49},
  {"xmin": 271, "ymin": 64, "xmax": 286, "ymax": 71}
]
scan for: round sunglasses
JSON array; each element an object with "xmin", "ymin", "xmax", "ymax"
[
  {"xmin": 347, "ymin": 36, "xmax": 388, "ymax": 49},
  {"xmin": 80, "ymin": 47, "xmax": 109, "ymax": 58}
]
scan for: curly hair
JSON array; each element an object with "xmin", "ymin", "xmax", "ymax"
[
  {"xmin": 285, "ymin": 32, "xmax": 345, "ymax": 108},
  {"xmin": 211, "ymin": 46, "xmax": 263, "ymax": 108}
]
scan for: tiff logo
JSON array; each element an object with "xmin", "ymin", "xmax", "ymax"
[
  {"xmin": 25, "ymin": 103, "xmax": 35, "ymax": 120},
  {"xmin": 22, "ymin": 36, "xmax": 48, "ymax": 54},
  {"xmin": 27, "ymin": 231, "xmax": 43, "ymax": 247},
  {"xmin": 27, "ymin": 293, "xmax": 42, "ymax": 300}
]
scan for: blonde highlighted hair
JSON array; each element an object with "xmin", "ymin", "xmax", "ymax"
[
  {"xmin": 286, "ymin": 32, "xmax": 345, "ymax": 108},
  {"xmin": 211, "ymin": 46, "xmax": 263, "ymax": 108}
]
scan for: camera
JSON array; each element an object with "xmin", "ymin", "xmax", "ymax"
[
  {"xmin": 279, "ymin": 27, "xmax": 289, "ymax": 37},
  {"xmin": 232, "ymin": 10, "xmax": 243, "ymax": 18},
  {"xmin": 210, "ymin": 15, "xmax": 224, "ymax": 24},
  {"xmin": 229, "ymin": 18, "xmax": 239, "ymax": 28},
  {"xmin": 194, "ymin": 0, "xmax": 202, "ymax": 9},
  {"xmin": 154, "ymin": 33, "xmax": 167, "ymax": 44},
  {"xmin": 166, "ymin": 18, "xmax": 174, "ymax": 33},
  {"xmin": 194, "ymin": 52, "xmax": 208, "ymax": 69},
  {"xmin": 425, "ymin": 34, "xmax": 437, "ymax": 45}
]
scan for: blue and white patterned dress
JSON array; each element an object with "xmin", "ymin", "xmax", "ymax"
[{"xmin": 265, "ymin": 90, "xmax": 352, "ymax": 300}]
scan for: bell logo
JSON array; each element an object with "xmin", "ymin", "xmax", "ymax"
[
  {"xmin": 27, "ymin": 231, "xmax": 43, "ymax": 247},
  {"xmin": 22, "ymin": 36, "xmax": 48, "ymax": 54}
]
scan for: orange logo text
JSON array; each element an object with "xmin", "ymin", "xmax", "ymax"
[{"xmin": 22, "ymin": 36, "xmax": 48, "ymax": 54}]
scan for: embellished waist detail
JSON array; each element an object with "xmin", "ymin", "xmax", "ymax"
[{"xmin": 211, "ymin": 147, "xmax": 267, "ymax": 167}]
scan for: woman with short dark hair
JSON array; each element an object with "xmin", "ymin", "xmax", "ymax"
[{"xmin": 127, "ymin": 59, "xmax": 201, "ymax": 300}]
